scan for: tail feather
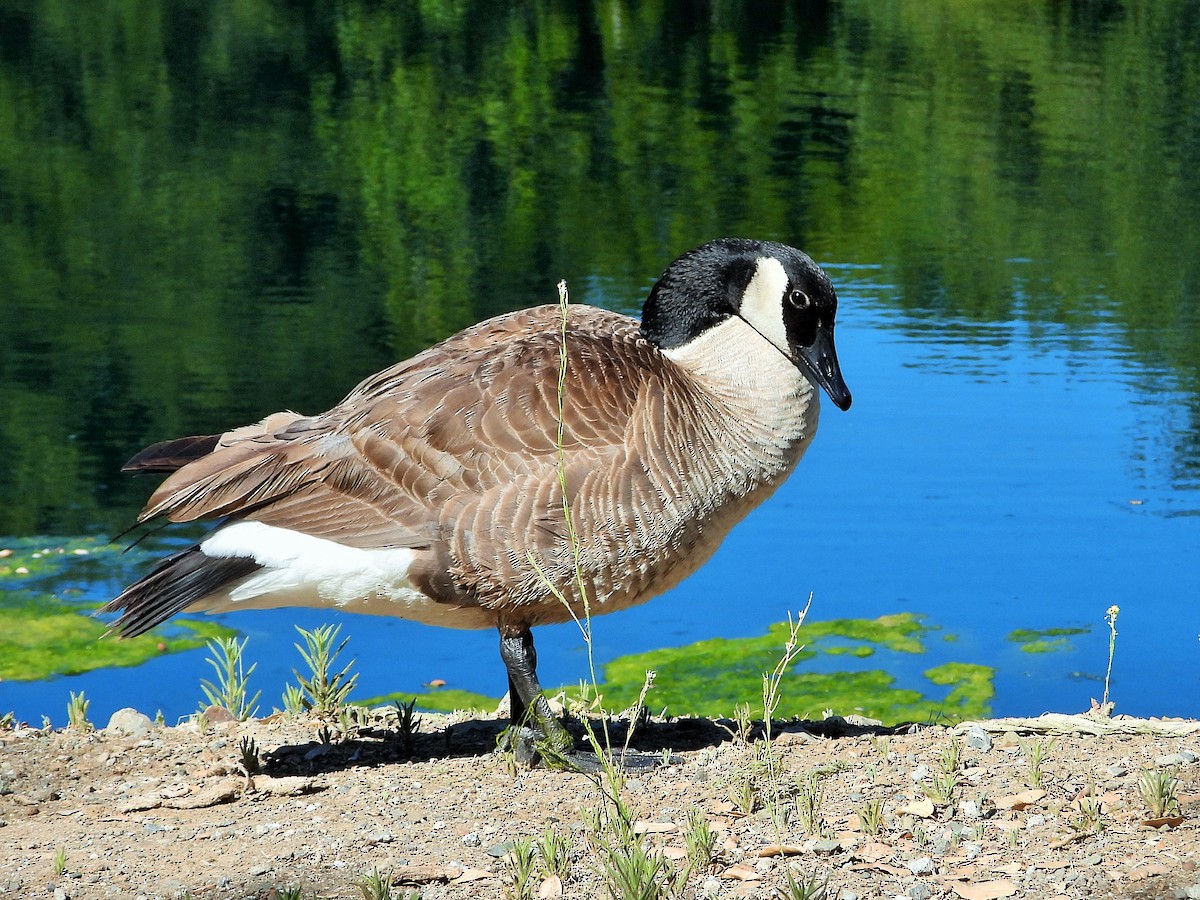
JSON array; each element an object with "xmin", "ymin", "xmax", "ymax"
[
  {"xmin": 102, "ymin": 546, "xmax": 261, "ymax": 638},
  {"xmin": 123, "ymin": 435, "xmax": 222, "ymax": 474}
]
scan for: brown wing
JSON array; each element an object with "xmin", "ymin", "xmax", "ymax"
[{"xmin": 134, "ymin": 306, "xmax": 656, "ymax": 560}]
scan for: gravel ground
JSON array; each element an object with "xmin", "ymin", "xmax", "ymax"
[{"xmin": 1, "ymin": 707, "xmax": 1198, "ymax": 900}]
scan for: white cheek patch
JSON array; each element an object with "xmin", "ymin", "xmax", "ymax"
[{"xmin": 738, "ymin": 257, "xmax": 791, "ymax": 354}]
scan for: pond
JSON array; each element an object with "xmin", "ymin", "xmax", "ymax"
[{"xmin": 1, "ymin": 1, "xmax": 1198, "ymax": 726}]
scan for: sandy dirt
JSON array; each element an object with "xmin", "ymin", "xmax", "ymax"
[{"xmin": 1, "ymin": 706, "xmax": 1198, "ymax": 900}]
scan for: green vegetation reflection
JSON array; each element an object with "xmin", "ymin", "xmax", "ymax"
[{"xmin": 1007, "ymin": 626, "xmax": 1091, "ymax": 654}]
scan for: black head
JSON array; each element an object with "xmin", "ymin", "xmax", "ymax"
[{"xmin": 640, "ymin": 238, "xmax": 852, "ymax": 410}]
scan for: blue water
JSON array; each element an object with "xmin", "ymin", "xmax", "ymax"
[{"xmin": 5, "ymin": 264, "xmax": 1198, "ymax": 726}]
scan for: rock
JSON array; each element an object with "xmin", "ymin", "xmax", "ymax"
[
  {"xmin": 960, "ymin": 799, "xmax": 983, "ymax": 820},
  {"xmin": 909, "ymin": 764, "xmax": 930, "ymax": 783},
  {"xmin": 461, "ymin": 831, "xmax": 481, "ymax": 847},
  {"xmin": 908, "ymin": 884, "xmax": 933, "ymax": 900},
  {"xmin": 812, "ymin": 838, "xmax": 842, "ymax": 855},
  {"xmin": 248, "ymin": 864, "xmax": 270, "ymax": 877},
  {"xmin": 1025, "ymin": 814, "xmax": 1046, "ymax": 829},
  {"xmin": 1156, "ymin": 753, "xmax": 1189, "ymax": 767},
  {"xmin": 965, "ymin": 725, "xmax": 992, "ymax": 752},
  {"xmin": 253, "ymin": 776, "xmax": 322, "ymax": 796},
  {"xmin": 905, "ymin": 857, "xmax": 934, "ymax": 875},
  {"xmin": 1181, "ymin": 884, "xmax": 1200, "ymax": 900},
  {"xmin": 1106, "ymin": 762, "xmax": 1128, "ymax": 778},
  {"xmin": 366, "ymin": 829, "xmax": 394, "ymax": 845},
  {"xmin": 201, "ymin": 706, "xmax": 237, "ymax": 725},
  {"xmin": 840, "ymin": 892, "xmax": 859, "ymax": 900},
  {"xmin": 1181, "ymin": 750, "xmax": 1198, "ymax": 763},
  {"xmin": 106, "ymin": 709, "xmax": 154, "ymax": 739}
]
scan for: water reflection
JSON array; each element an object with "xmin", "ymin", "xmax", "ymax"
[{"xmin": 1, "ymin": 0, "xmax": 1198, "ymax": 718}]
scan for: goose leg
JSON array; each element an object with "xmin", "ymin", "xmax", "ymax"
[{"xmin": 498, "ymin": 626, "xmax": 574, "ymax": 758}]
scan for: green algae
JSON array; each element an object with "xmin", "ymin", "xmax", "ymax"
[
  {"xmin": 1007, "ymin": 626, "xmax": 1090, "ymax": 654},
  {"xmin": 0, "ymin": 536, "xmax": 235, "ymax": 681},
  {"xmin": 574, "ymin": 613, "xmax": 990, "ymax": 724},
  {"xmin": 0, "ymin": 592, "xmax": 234, "ymax": 681},
  {"xmin": 361, "ymin": 613, "xmax": 993, "ymax": 726}
]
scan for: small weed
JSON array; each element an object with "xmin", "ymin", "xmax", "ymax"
[
  {"xmin": 52, "ymin": 846, "xmax": 67, "ymax": 877},
  {"xmin": 683, "ymin": 809, "xmax": 716, "ymax": 873},
  {"xmin": 0, "ymin": 711, "xmax": 15, "ymax": 730},
  {"xmin": 317, "ymin": 724, "xmax": 337, "ymax": 745},
  {"xmin": 1102, "ymin": 605, "xmax": 1119, "ymax": 711},
  {"xmin": 66, "ymin": 691, "xmax": 91, "ymax": 732},
  {"xmin": 795, "ymin": 771, "xmax": 826, "ymax": 836},
  {"xmin": 1138, "ymin": 767, "xmax": 1181, "ymax": 819},
  {"xmin": 1071, "ymin": 787, "xmax": 1105, "ymax": 834},
  {"xmin": 393, "ymin": 699, "xmax": 421, "ymax": 752},
  {"xmin": 537, "ymin": 825, "xmax": 573, "ymax": 881},
  {"xmin": 503, "ymin": 836, "xmax": 538, "ymax": 900},
  {"xmin": 780, "ymin": 868, "xmax": 829, "ymax": 900},
  {"xmin": 357, "ymin": 867, "xmax": 394, "ymax": 900},
  {"xmin": 1004, "ymin": 827, "xmax": 1022, "ymax": 849},
  {"xmin": 937, "ymin": 740, "xmax": 961, "ymax": 775},
  {"xmin": 275, "ymin": 888, "xmax": 308, "ymax": 900},
  {"xmin": 856, "ymin": 798, "xmax": 885, "ymax": 836},
  {"xmin": 281, "ymin": 683, "xmax": 306, "ymax": 716},
  {"xmin": 924, "ymin": 770, "xmax": 958, "ymax": 806},
  {"xmin": 293, "ymin": 624, "xmax": 359, "ymax": 716},
  {"xmin": 239, "ymin": 736, "xmax": 261, "ymax": 775},
  {"xmin": 199, "ymin": 636, "xmax": 261, "ymax": 721},
  {"xmin": 1020, "ymin": 738, "xmax": 1053, "ymax": 789},
  {"xmin": 867, "ymin": 735, "xmax": 890, "ymax": 762}
]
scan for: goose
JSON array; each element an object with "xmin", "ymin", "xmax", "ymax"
[{"xmin": 105, "ymin": 237, "xmax": 852, "ymax": 758}]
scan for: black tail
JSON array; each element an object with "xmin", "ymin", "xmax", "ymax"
[
  {"xmin": 101, "ymin": 546, "xmax": 260, "ymax": 637},
  {"xmin": 123, "ymin": 434, "xmax": 222, "ymax": 474}
]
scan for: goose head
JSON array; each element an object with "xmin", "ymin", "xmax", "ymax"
[{"xmin": 639, "ymin": 238, "xmax": 852, "ymax": 411}]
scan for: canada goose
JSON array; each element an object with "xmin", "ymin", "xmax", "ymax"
[{"xmin": 106, "ymin": 238, "xmax": 851, "ymax": 756}]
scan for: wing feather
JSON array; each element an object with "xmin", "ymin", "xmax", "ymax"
[{"xmin": 131, "ymin": 307, "xmax": 654, "ymax": 573}]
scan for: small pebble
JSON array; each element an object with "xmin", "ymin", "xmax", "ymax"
[
  {"xmin": 960, "ymin": 799, "xmax": 982, "ymax": 820},
  {"xmin": 963, "ymin": 843, "xmax": 981, "ymax": 860},
  {"xmin": 906, "ymin": 856, "xmax": 934, "ymax": 875},
  {"xmin": 965, "ymin": 725, "xmax": 993, "ymax": 752},
  {"xmin": 908, "ymin": 884, "xmax": 933, "ymax": 900},
  {"xmin": 812, "ymin": 838, "xmax": 841, "ymax": 854},
  {"xmin": 1106, "ymin": 763, "xmax": 1128, "ymax": 778},
  {"xmin": 1026, "ymin": 814, "xmax": 1046, "ymax": 829},
  {"xmin": 1084, "ymin": 854, "xmax": 1102, "ymax": 866},
  {"xmin": 461, "ymin": 831, "xmax": 481, "ymax": 847},
  {"xmin": 248, "ymin": 864, "xmax": 270, "ymax": 877},
  {"xmin": 487, "ymin": 843, "xmax": 511, "ymax": 858},
  {"xmin": 908, "ymin": 764, "xmax": 930, "ymax": 783},
  {"xmin": 701, "ymin": 876, "xmax": 722, "ymax": 898},
  {"xmin": 1181, "ymin": 750, "xmax": 1198, "ymax": 763},
  {"xmin": 1180, "ymin": 884, "xmax": 1200, "ymax": 900},
  {"xmin": 839, "ymin": 892, "xmax": 859, "ymax": 900},
  {"xmin": 365, "ymin": 829, "xmax": 394, "ymax": 845}
]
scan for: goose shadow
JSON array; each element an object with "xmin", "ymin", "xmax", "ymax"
[{"xmin": 257, "ymin": 713, "xmax": 916, "ymax": 777}]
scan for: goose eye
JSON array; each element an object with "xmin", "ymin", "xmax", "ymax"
[{"xmin": 788, "ymin": 289, "xmax": 811, "ymax": 310}]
